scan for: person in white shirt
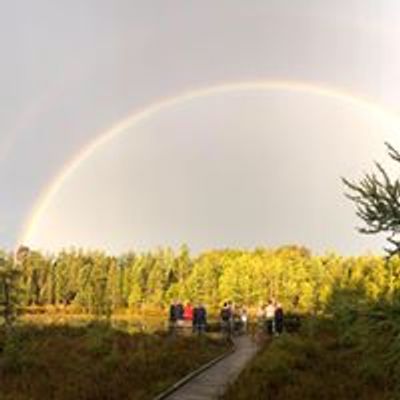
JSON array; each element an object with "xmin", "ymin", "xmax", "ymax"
[
  {"xmin": 265, "ymin": 300, "xmax": 276, "ymax": 335},
  {"xmin": 240, "ymin": 308, "xmax": 248, "ymax": 333}
]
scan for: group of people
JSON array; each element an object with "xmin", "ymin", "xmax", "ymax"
[
  {"xmin": 219, "ymin": 301, "xmax": 248, "ymax": 337},
  {"xmin": 168, "ymin": 298, "xmax": 284, "ymax": 337},
  {"xmin": 169, "ymin": 301, "xmax": 207, "ymax": 333},
  {"xmin": 257, "ymin": 299, "xmax": 284, "ymax": 335}
]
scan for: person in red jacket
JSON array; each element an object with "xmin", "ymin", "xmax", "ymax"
[{"xmin": 184, "ymin": 302, "xmax": 194, "ymax": 321}]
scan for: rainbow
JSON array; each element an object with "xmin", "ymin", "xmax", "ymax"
[{"xmin": 19, "ymin": 79, "xmax": 400, "ymax": 248}]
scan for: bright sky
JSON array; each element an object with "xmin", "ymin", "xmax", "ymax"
[{"xmin": 2, "ymin": 1, "xmax": 400, "ymax": 254}]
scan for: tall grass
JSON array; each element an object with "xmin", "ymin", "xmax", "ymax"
[
  {"xmin": 223, "ymin": 319, "xmax": 386, "ymax": 400},
  {"xmin": 0, "ymin": 322, "xmax": 228, "ymax": 400}
]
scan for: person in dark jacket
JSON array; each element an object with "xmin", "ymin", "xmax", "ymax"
[
  {"xmin": 220, "ymin": 302, "xmax": 232, "ymax": 336},
  {"xmin": 176, "ymin": 302, "xmax": 184, "ymax": 319},
  {"xmin": 169, "ymin": 300, "xmax": 178, "ymax": 333},
  {"xmin": 274, "ymin": 302, "xmax": 284, "ymax": 335},
  {"xmin": 193, "ymin": 303, "xmax": 207, "ymax": 334},
  {"xmin": 175, "ymin": 301, "xmax": 184, "ymax": 326},
  {"xmin": 169, "ymin": 300, "xmax": 177, "ymax": 322}
]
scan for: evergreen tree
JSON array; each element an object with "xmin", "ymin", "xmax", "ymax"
[
  {"xmin": 0, "ymin": 251, "xmax": 21, "ymax": 326},
  {"xmin": 343, "ymin": 143, "xmax": 400, "ymax": 257}
]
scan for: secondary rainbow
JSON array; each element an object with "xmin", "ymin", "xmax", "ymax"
[{"xmin": 20, "ymin": 79, "xmax": 400, "ymax": 248}]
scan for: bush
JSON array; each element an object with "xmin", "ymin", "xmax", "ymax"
[
  {"xmin": 0, "ymin": 328, "xmax": 30, "ymax": 374},
  {"xmin": 0, "ymin": 323, "xmax": 228, "ymax": 400}
]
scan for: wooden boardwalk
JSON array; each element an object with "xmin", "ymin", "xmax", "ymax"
[{"xmin": 162, "ymin": 335, "xmax": 258, "ymax": 400}]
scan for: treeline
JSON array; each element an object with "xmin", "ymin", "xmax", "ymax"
[
  {"xmin": 222, "ymin": 256, "xmax": 400, "ymax": 399},
  {"xmin": 1, "ymin": 244, "xmax": 400, "ymax": 317}
]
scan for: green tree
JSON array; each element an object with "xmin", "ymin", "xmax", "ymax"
[
  {"xmin": 20, "ymin": 250, "xmax": 50, "ymax": 306},
  {"xmin": 343, "ymin": 143, "xmax": 400, "ymax": 257},
  {"xmin": 0, "ymin": 251, "xmax": 21, "ymax": 326}
]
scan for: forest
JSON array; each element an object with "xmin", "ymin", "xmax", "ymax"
[
  {"xmin": 2, "ymin": 144, "xmax": 400, "ymax": 399},
  {"xmin": 2, "ymin": 244, "xmax": 400, "ymax": 399},
  {"xmin": 1, "ymin": 244, "xmax": 398, "ymax": 317}
]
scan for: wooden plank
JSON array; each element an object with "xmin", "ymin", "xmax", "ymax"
[{"xmin": 163, "ymin": 336, "xmax": 258, "ymax": 400}]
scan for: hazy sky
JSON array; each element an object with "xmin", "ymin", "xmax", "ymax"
[{"xmin": 3, "ymin": 1, "xmax": 400, "ymax": 254}]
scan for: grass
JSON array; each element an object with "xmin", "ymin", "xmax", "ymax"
[
  {"xmin": 222, "ymin": 319, "xmax": 387, "ymax": 400},
  {"xmin": 0, "ymin": 322, "xmax": 229, "ymax": 400}
]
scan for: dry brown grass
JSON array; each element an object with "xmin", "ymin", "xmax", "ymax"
[
  {"xmin": 223, "ymin": 320, "xmax": 386, "ymax": 400},
  {"xmin": 0, "ymin": 322, "xmax": 228, "ymax": 400}
]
